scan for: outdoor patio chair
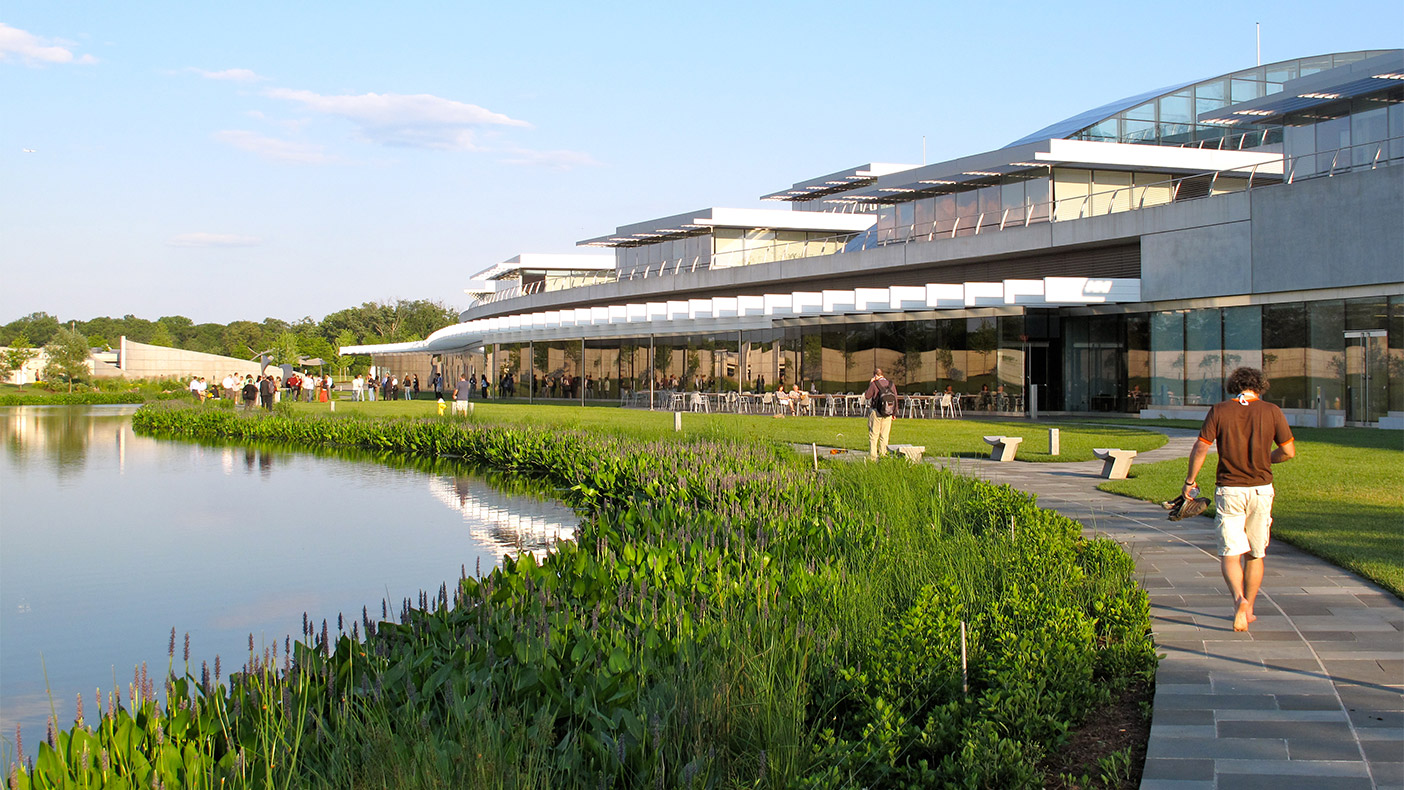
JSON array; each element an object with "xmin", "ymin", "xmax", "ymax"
[{"xmin": 939, "ymin": 393, "xmax": 955, "ymax": 418}]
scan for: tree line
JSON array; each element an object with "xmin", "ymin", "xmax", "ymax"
[
  {"xmin": 1, "ymin": 300, "xmax": 457, "ymax": 362},
  {"xmin": 1, "ymin": 300, "xmax": 459, "ymax": 387}
]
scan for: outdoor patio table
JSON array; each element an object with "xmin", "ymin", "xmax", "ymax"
[{"xmin": 844, "ymin": 394, "xmax": 865, "ymax": 415}]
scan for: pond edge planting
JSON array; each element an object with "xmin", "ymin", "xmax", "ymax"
[{"xmin": 7, "ymin": 401, "xmax": 1156, "ymax": 789}]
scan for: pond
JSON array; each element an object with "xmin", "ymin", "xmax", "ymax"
[{"xmin": 0, "ymin": 405, "xmax": 577, "ymax": 742}]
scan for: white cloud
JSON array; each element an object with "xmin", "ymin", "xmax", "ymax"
[
  {"xmin": 265, "ymin": 88, "xmax": 529, "ymax": 151},
  {"xmin": 0, "ymin": 23, "xmax": 97, "ymax": 66},
  {"xmin": 167, "ymin": 233, "xmax": 262, "ymax": 248},
  {"xmin": 190, "ymin": 67, "xmax": 266, "ymax": 83},
  {"xmin": 500, "ymin": 147, "xmax": 600, "ymax": 170},
  {"xmin": 213, "ymin": 130, "xmax": 335, "ymax": 164}
]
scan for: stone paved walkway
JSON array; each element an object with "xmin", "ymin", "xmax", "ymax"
[{"xmin": 917, "ymin": 427, "xmax": 1404, "ymax": 790}]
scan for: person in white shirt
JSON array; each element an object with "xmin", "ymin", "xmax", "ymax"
[
  {"xmin": 352, "ymin": 375, "xmax": 364, "ymax": 401},
  {"xmin": 221, "ymin": 374, "xmax": 236, "ymax": 401},
  {"xmin": 190, "ymin": 376, "xmax": 201, "ymax": 400},
  {"xmin": 301, "ymin": 373, "xmax": 316, "ymax": 402}
]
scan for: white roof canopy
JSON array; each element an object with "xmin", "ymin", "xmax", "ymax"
[
  {"xmin": 344, "ymin": 276, "xmax": 1140, "ymax": 356},
  {"xmin": 578, "ymin": 207, "xmax": 876, "ymax": 247}
]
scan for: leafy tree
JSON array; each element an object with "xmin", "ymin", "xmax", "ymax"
[
  {"xmin": 77, "ymin": 316, "xmax": 122, "ymax": 346},
  {"xmin": 119, "ymin": 314, "xmax": 158, "ymax": 344},
  {"xmin": 395, "ymin": 299, "xmax": 458, "ymax": 340},
  {"xmin": 148, "ymin": 322, "xmax": 175, "ymax": 348},
  {"xmin": 4, "ymin": 333, "xmax": 40, "ymax": 389},
  {"xmin": 319, "ymin": 305, "xmax": 377, "ymax": 343},
  {"xmin": 222, "ymin": 321, "xmax": 264, "ymax": 360},
  {"xmin": 298, "ymin": 335, "xmax": 335, "ymax": 368},
  {"xmin": 332, "ymin": 330, "xmax": 356, "ymax": 377},
  {"xmin": 44, "ymin": 327, "xmax": 92, "ymax": 393},
  {"xmin": 261, "ymin": 317, "xmax": 291, "ymax": 339},
  {"xmin": 1, "ymin": 312, "xmax": 61, "ymax": 347},
  {"xmin": 158, "ymin": 315, "xmax": 195, "ymax": 347},
  {"xmin": 271, "ymin": 332, "xmax": 301, "ymax": 366},
  {"xmin": 186, "ymin": 324, "xmax": 225, "ymax": 354}
]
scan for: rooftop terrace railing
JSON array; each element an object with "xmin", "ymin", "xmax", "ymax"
[{"xmin": 471, "ymin": 134, "xmax": 1402, "ymax": 309}]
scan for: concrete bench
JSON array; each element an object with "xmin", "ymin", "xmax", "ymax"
[
  {"xmin": 888, "ymin": 444, "xmax": 926, "ymax": 463},
  {"xmin": 1093, "ymin": 448, "xmax": 1137, "ymax": 479},
  {"xmin": 983, "ymin": 435, "xmax": 1022, "ymax": 462}
]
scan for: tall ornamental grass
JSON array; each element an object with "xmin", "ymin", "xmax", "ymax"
[{"xmin": 6, "ymin": 402, "xmax": 1154, "ymax": 789}]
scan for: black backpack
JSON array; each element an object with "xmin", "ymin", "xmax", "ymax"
[{"xmin": 874, "ymin": 379, "xmax": 897, "ymax": 417}]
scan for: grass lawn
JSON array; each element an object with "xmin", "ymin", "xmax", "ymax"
[
  {"xmin": 1100, "ymin": 426, "xmax": 1404, "ymax": 597},
  {"xmin": 292, "ymin": 398, "xmax": 1167, "ymax": 462}
]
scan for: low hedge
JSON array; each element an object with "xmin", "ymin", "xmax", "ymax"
[
  {"xmin": 10, "ymin": 402, "xmax": 1155, "ymax": 789},
  {"xmin": 0, "ymin": 391, "xmax": 191, "ymax": 406}
]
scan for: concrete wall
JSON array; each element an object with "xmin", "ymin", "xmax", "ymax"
[
  {"xmin": 1140, "ymin": 219, "xmax": 1253, "ymax": 301},
  {"xmin": 118, "ymin": 337, "xmax": 261, "ymax": 380},
  {"xmin": 1250, "ymin": 165, "xmax": 1404, "ymax": 293}
]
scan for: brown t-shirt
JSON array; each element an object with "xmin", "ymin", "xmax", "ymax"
[{"xmin": 1198, "ymin": 398, "xmax": 1294, "ymax": 487}]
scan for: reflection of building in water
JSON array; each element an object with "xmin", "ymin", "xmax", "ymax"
[{"xmin": 427, "ymin": 476, "xmax": 576, "ymax": 558}]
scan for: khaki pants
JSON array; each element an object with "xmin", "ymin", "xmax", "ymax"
[{"xmin": 868, "ymin": 412, "xmax": 893, "ymax": 460}]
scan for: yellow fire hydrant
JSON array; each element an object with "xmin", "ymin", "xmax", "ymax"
[{"xmin": 437, "ymin": 398, "xmax": 446, "ymax": 417}]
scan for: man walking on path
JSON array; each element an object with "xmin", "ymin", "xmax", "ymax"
[
  {"xmin": 864, "ymin": 368, "xmax": 897, "ymax": 461},
  {"xmin": 1183, "ymin": 366, "xmax": 1296, "ymax": 632}
]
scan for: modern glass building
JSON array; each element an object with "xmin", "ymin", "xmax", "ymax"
[{"xmin": 346, "ymin": 50, "xmax": 1404, "ymax": 428}]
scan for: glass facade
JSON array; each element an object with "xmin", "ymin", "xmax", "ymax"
[
  {"xmin": 1282, "ymin": 88, "xmax": 1404, "ymax": 178},
  {"xmin": 877, "ymin": 173, "xmax": 1051, "ymax": 240},
  {"xmin": 1066, "ymin": 52, "xmax": 1393, "ymax": 149},
  {"xmin": 438, "ymin": 294, "xmax": 1400, "ymax": 423},
  {"xmin": 1149, "ymin": 297, "xmax": 1402, "ymax": 424}
]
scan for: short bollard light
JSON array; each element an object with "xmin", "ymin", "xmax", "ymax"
[
  {"xmin": 330, "ymin": 400, "xmax": 336, "ymax": 412},
  {"xmin": 437, "ymin": 398, "xmax": 446, "ymax": 417}
]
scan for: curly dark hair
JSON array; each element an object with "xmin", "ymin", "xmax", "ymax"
[{"xmin": 1225, "ymin": 367, "xmax": 1270, "ymax": 396}]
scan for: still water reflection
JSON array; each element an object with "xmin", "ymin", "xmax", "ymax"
[{"xmin": 0, "ymin": 405, "xmax": 576, "ymax": 741}]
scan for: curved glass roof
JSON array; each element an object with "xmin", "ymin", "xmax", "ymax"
[
  {"xmin": 1004, "ymin": 78, "xmax": 1200, "ymax": 148},
  {"xmin": 1004, "ymin": 50, "xmax": 1395, "ymax": 149}
]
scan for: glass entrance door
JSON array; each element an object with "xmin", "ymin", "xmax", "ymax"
[{"xmin": 1344, "ymin": 330, "xmax": 1387, "ymax": 424}]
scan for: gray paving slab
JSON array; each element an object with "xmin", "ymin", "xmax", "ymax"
[{"xmin": 906, "ymin": 424, "xmax": 1404, "ymax": 789}]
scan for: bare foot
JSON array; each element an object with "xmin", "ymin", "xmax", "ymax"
[{"xmin": 1233, "ymin": 599, "xmax": 1251, "ymax": 632}]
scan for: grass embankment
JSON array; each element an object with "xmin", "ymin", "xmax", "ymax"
[
  {"xmin": 9, "ymin": 403, "xmax": 1156, "ymax": 789},
  {"xmin": 1100, "ymin": 426, "xmax": 1404, "ymax": 596},
  {"xmin": 0, "ymin": 380, "xmax": 191, "ymax": 406},
  {"xmin": 293, "ymin": 399, "xmax": 1167, "ymax": 462}
]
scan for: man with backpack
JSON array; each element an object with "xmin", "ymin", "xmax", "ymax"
[{"xmin": 864, "ymin": 368, "xmax": 898, "ymax": 460}]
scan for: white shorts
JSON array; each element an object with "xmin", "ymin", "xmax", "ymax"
[
  {"xmin": 452, "ymin": 400, "xmax": 468, "ymax": 415},
  {"xmin": 1215, "ymin": 484, "xmax": 1275, "ymax": 558}
]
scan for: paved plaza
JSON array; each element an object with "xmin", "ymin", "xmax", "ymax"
[{"xmin": 927, "ymin": 428, "xmax": 1404, "ymax": 790}]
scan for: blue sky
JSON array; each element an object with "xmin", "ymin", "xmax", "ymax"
[{"xmin": 2, "ymin": 2, "xmax": 1399, "ymax": 325}]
